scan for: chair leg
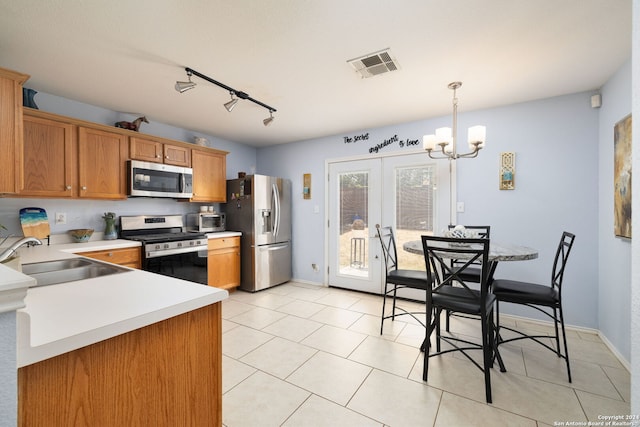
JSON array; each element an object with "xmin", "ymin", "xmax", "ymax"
[
  {"xmin": 423, "ymin": 304, "xmax": 435, "ymax": 381},
  {"xmin": 436, "ymin": 308, "xmax": 442, "ymax": 352},
  {"xmin": 481, "ymin": 312, "xmax": 493, "ymax": 404},
  {"xmin": 559, "ymin": 305, "xmax": 572, "ymax": 383},
  {"xmin": 489, "ymin": 309, "xmax": 507, "ymax": 373},
  {"xmin": 445, "ymin": 309, "xmax": 451, "ymax": 332},
  {"xmin": 380, "ymin": 283, "xmax": 388, "ymax": 335},
  {"xmin": 553, "ymin": 307, "xmax": 561, "ymax": 356},
  {"xmin": 391, "ymin": 286, "xmax": 398, "ymax": 321}
]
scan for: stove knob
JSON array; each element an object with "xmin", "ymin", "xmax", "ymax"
[
  {"xmin": 155, "ymin": 244, "xmax": 161, "ymax": 250},
  {"xmin": 177, "ymin": 242, "xmax": 183, "ymax": 248},
  {"xmin": 164, "ymin": 244, "xmax": 170, "ymax": 249}
]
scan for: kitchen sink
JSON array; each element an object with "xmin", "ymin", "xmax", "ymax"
[{"xmin": 22, "ymin": 258, "xmax": 129, "ymax": 288}]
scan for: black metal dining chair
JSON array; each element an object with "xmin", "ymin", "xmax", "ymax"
[
  {"xmin": 421, "ymin": 235, "xmax": 505, "ymax": 404},
  {"xmin": 445, "ymin": 225, "xmax": 491, "ymax": 331},
  {"xmin": 375, "ymin": 224, "xmax": 430, "ymax": 335},
  {"xmin": 492, "ymin": 231, "xmax": 575, "ymax": 382}
]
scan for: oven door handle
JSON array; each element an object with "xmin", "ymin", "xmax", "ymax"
[{"xmin": 146, "ymin": 246, "xmax": 207, "ymax": 258}]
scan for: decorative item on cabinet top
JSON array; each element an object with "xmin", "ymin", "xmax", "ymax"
[
  {"xmin": 23, "ymin": 87, "xmax": 38, "ymax": 109},
  {"xmin": 115, "ymin": 116, "xmax": 148, "ymax": 132}
]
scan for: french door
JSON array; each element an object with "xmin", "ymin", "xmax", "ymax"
[{"xmin": 327, "ymin": 153, "xmax": 445, "ymax": 294}]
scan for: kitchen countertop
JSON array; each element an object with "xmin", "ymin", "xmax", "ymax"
[
  {"xmin": 206, "ymin": 231, "xmax": 242, "ymax": 239},
  {"xmin": 0, "ymin": 238, "xmax": 229, "ymax": 368}
]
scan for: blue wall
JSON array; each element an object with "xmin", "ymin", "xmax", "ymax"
[
  {"xmin": 259, "ymin": 90, "xmax": 602, "ymax": 332},
  {"xmin": 598, "ymin": 60, "xmax": 632, "ymax": 362}
]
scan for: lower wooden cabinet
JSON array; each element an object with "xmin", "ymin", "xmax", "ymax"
[
  {"xmin": 208, "ymin": 236, "xmax": 240, "ymax": 290},
  {"xmin": 78, "ymin": 246, "xmax": 141, "ymax": 269},
  {"xmin": 18, "ymin": 303, "xmax": 222, "ymax": 427}
]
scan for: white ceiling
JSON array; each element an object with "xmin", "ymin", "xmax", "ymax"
[{"xmin": 0, "ymin": 0, "xmax": 631, "ymax": 147}]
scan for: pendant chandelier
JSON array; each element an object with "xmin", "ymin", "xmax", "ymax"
[{"xmin": 423, "ymin": 82, "xmax": 486, "ymax": 160}]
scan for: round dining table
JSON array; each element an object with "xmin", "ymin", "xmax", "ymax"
[{"xmin": 402, "ymin": 240, "xmax": 539, "ymax": 262}]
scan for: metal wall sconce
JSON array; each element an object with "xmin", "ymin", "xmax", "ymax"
[{"xmin": 175, "ymin": 67, "xmax": 276, "ymax": 126}]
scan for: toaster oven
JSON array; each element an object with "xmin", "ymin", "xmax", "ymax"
[{"xmin": 186, "ymin": 213, "xmax": 226, "ymax": 233}]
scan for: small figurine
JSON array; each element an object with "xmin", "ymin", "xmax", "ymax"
[{"xmin": 115, "ymin": 116, "xmax": 148, "ymax": 132}]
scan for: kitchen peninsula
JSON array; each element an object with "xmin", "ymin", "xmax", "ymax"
[{"xmin": 3, "ymin": 239, "xmax": 228, "ymax": 427}]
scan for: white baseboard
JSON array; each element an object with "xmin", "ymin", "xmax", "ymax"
[{"xmin": 289, "ymin": 278, "xmax": 325, "ymax": 287}]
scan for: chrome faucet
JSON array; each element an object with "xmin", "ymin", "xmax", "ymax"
[{"xmin": 0, "ymin": 236, "xmax": 43, "ymax": 263}]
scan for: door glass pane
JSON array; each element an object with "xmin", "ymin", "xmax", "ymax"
[
  {"xmin": 395, "ymin": 165, "xmax": 436, "ymax": 271},
  {"xmin": 339, "ymin": 171, "xmax": 369, "ymax": 278}
]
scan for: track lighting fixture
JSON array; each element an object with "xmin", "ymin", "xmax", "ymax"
[
  {"xmin": 263, "ymin": 110, "xmax": 275, "ymax": 127},
  {"xmin": 174, "ymin": 70, "xmax": 196, "ymax": 93},
  {"xmin": 176, "ymin": 67, "xmax": 276, "ymax": 126},
  {"xmin": 224, "ymin": 92, "xmax": 239, "ymax": 112}
]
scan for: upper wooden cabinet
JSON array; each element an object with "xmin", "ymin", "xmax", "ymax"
[
  {"xmin": 191, "ymin": 149, "xmax": 226, "ymax": 203},
  {"xmin": 15, "ymin": 104, "xmax": 227, "ymax": 201},
  {"xmin": 78, "ymin": 126, "xmax": 128, "ymax": 199},
  {"xmin": 0, "ymin": 67, "xmax": 29, "ymax": 194},
  {"xmin": 21, "ymin": 114, "xmax": 76, "ymax": 197},
  {"xmin": 130, "ymin": 136, "xmax": 191, "ymax": 167}
]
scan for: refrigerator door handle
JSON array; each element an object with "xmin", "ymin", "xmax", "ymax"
[
  {"xmin": 259, "ymin": 242, "xmax": 289, "ymax": 251},
  {"xmin": 272, "ymin": 183, "xmax": 281, "ymax": 238}
]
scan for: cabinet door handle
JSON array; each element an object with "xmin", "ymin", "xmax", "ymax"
[
  {"xmin": 66, "ymin": 185, "xmax": 72, "ymax": 190},
  {"xmin": 108, "ymin": 252, "xmax": 113, "ymax": 257},
  {"xmin": 81, "ymin": 186, "xmax": 87, "ymax": 190}
]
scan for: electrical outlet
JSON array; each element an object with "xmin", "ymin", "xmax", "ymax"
[{"xmin": 55, "ymin": 212, "xmax": 67, "ymax": 224}]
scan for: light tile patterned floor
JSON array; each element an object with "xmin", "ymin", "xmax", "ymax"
[{"xmin": 222, "ymin": 282, "xmax": 630, "ymax": 427}]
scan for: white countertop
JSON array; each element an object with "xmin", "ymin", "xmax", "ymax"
[
  {"xmin": 0, "ymin": 238, "xmax": 229, "ymax": 368},
  {"xmin": 206, "ymin": 231, "xmax": 242, "ymax": 239}
]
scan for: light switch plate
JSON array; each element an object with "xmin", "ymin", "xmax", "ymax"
[{"xmin": 456, "ymin": 202, "xmax": 465, "ymax": 213}]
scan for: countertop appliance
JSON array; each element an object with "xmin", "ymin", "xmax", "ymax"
[
  {"xmin": 225, "ymin": 175, "xmax": 292, "ymax": 292},
  {"xmin": 120, "ymin": 214, "xmax": 208, "ymax": 284},
  {"xmin": 127, "ymin": 160, "xmax": 193, "ymax": 198},
  {"xmin": 186, "ymin": 212, "xmax": 226, "ymax": 233}
]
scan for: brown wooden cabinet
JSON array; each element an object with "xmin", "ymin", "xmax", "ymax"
[
  {"xmin": 78, "ymin": 246, "xmax": 141, "ymax": 269},
  {"xmin": 0, "ymin": 67, "xmax": 29, "ymax": 194},
  {"xmin": 208, "ymin": 236, "xmax": 240, "ymax": 290},
  {"xmin": 21, "ymin": 114, "xmax": 76, "ymax": 197},
  {"xmin": 130, "ymin": 136, "xmax": 191, "ymax": 167},
  {"xmin": 18, "ymin": 303, "xmax": 222, "ymax": 427},
  {"xmin": 192, "ymin": 149, "xmax": 227, "ymax": 202},
  {"xmin": 78, "ymin": 126, "xmax": 128, "ymax": 199},
  {"xmin": 15, "ymin": 104, "xmax": 227, "ymax": 201}
]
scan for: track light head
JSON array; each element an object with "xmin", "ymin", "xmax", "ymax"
[
  {"xmin": 175, "ymin": 70, "xmax": 196, "ymax": 93},
  {"xmin": 263, "ymin": 110, "xmax": 275, "ymax": 127},
  {"xmin": 224, "ymin": 92, "xmax": 239, "ymax": 112}
]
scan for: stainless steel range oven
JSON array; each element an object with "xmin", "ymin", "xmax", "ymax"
[{"xmin": 120, "ymin": 214, "xmax": 209, "ymax": 285}]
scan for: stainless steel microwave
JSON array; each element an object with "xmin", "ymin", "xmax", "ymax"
[
  {"xmin": 186, "ymin": 213, "xmax": 226, "ymax": 233},
  {"xmin": 128, "ymin": 160, "xmax": 193, "ymax": 198}
]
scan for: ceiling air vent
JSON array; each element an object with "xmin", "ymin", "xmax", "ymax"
[{"xmin": 347, "ymin": 48, "xmax": 400, "ymax": 79}]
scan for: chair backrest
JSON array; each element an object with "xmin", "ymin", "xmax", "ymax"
[
  {"xmin": 375, "ymin": 224, "xmax": 399, "ymax": 274},
  {"xmin": 552, "ymin": 231, "xmax": 575, "ymax": 294},
  {"xmin": 422, "ymin": 235, "xmax": 491, "ymax": 302},
  {"xmin": 447, "ymin": 225, "xmax": 490, "ymax": 269},
  {"xmin": 447, "ymin": 225, "xmax": 491, "ymax": 239}
]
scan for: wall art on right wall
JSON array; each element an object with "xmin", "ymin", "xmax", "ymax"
[
  {"xmin": 614, "ymin": 113, "xmax": 632, "ymax": 238},
  {"xmin": 500, "ymin": 152, "xmax": 515, "ymax": 190}
]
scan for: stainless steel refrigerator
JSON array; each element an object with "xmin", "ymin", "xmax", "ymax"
[{"xmin": 225, "ymin": 175, "xmax": 292, "ymax": 292}]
